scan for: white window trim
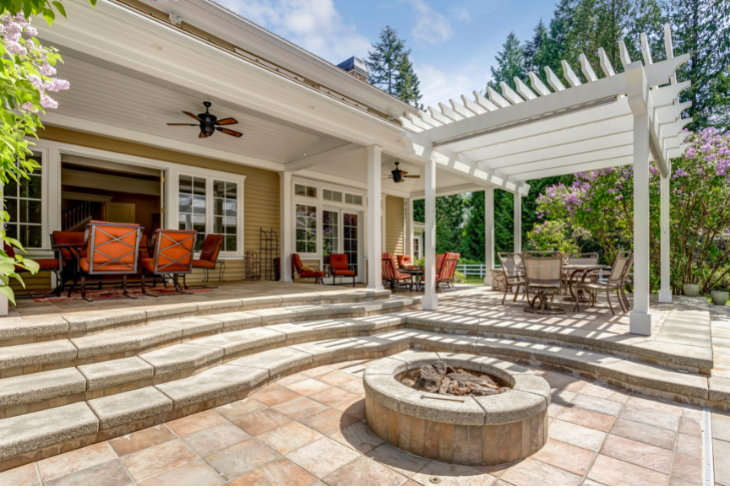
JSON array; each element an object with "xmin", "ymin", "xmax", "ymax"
[{"xmin": 33, "ymin": 139, "xmax": 245, "ymax": 259}]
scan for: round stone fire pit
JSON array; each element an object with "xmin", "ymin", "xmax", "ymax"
[{"xmin": 364, "ymin": 352, "xmax": 550, "ymax": 466}]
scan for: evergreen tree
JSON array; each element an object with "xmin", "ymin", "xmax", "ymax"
[
  {"xmin": 366, "ymin": 26, "xmax": 407, "ymax": 95},
  {"xmin": 395, "ymin": 53, "xmax": 423, "ymax": 108},
  {"xmin": 459, "ymin": 191, "xmax": 486, "ymax": 263},
  {"xmin": 524, "ymin": 19, "xmax": 550, "ymax": 75},
  {"xmin": 667, "ymin": 0, "xmax": 730, "ymax": 129},
  {"xmin": 489, "ymin": 31, "xmax": 527, "ymax": 91}
]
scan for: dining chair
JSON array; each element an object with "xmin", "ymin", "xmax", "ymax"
[
  {"xmin": 140, "ymin": 229, "xmax": 196, "ymax": 295},
  {"xmin": 574, "ymin": 250, "xmax": 633, "ymax": 315},
  {"xmin": 497, "ymin": 252, "xmax": 526, "ymax": 304},
  {"xmin": 522, "ymin": 251, "xmax": 565, "ymax": 315}
]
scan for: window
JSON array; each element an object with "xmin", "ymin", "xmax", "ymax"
[
  {"xmin": 344, "ymin": 213, "xmax": 359, "ymax": 275},
  {"xmin": 345, "ymin": 193, "xmax": 362, "ymax": 205},
  {"xmin": 5, "ymin": 153, "xmax": 43, "ymax": 248},
  {"xmin": 295, "ymin": 184, "xmax": 317, "ymax": 198},
  {"xmin": 214, "ymin": 181, "xmax": 238, "ymax": 252},
  {"xmin": 413, "ymin": 237, "xmax": 420, "ymax": 260},
  {"xmin": 179, "ymin": 175, "xmax": 206, "ymax": 251},
  {"xmin": 323, "ymin": 189, "xmax": 342, "ymax": 202},
  {"xmin": 296, "ymin": 204, "xmax": 317, "ymax": 253},
  {"xmin": 322, "ymin": 210, "xmax": 339, "ymax": 259}
]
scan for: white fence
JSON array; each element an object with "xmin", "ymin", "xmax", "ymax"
[{"xmin": 457, "ymin": 264, "xmax": 491, "ymax": 278}]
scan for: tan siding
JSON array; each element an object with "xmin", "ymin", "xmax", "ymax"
[{"xmin": 385, "ymin": 195, "xmax": 404, "ymax": 256}]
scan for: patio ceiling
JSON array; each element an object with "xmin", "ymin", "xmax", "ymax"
[{"xmin": 402, "ymin": 26, "xmax": 691, "ymax": 182}]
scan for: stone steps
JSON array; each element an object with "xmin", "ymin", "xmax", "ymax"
[
  {"xmin": 1, "ymin": 327, "xmax": 726, "ymax": 472},
  {"xmin": 0, "ymin": 288, "xmax": 393, "ymax": 347},
  {"xmin": 0, "ymin": 299, "xmax": 421, "ymax": 419}
]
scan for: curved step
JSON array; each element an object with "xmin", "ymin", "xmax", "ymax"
[
  {"xmin": 1, "ymin": 329, "xmax": 725, "ymax": 472},
  {"xmin": 0, "ymin": 288, "xmax": 393, "ymax": 346}
]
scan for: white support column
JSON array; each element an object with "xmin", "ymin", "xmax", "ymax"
[
  {"xmin": 423, "ymin": 157, "xmax": 438, "ymax": 309},
  {"xmin": 658, "ymin": 171, "xmax": 672, "ymax": 303},
  {"xmin": 630, "ymin": 112, "xmax": 652, "ymax": 335},
  {"xmin": 513, "ymin": 191, "xmax": 522, "ymax": 253},
  {"xmin": 405, "ymin": 198, "xmax": 414, "ymax": 259},
  {"xmin": 485, "ymin": 187, "xmax": 495, "ymax": 286},
  {"xmin": 279, "ymin": 171, "xmax": 293, "ymax": 282},
  {"xmin": 367, "ymin": 145, "xmax": 383, "ymax": 290}
]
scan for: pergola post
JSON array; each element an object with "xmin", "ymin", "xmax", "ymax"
[
  {"xmin": 405, "ymin": 198, "xmax": 414, "ymax": 259},
  {"xmin": 366, "ymin": 145, "xmax": 383, "ymax": 289},
  {"xmin": 658, "ymin": 171, "xmax": 672, "ymax": 303},
  {"xmin": 279, "ymin": 171, "xmax": 292, "ymax": 282},
  {"xmin": 485, "ymin": 187, "xmax": 495, "ymax": 285},
  {"xmin": 630, "ymin": 111, "xmax": 652, "ymax": 335},
  {"xmin": 513, "ymin": 192, "xmax": 522, "ymax": 253},
  {"xmin": 423, "ymin": 157, "xmax": 438, "ymax": 310}
]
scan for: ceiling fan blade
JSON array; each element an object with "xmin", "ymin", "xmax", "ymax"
[
  {"xmin": 167, "ymin": 123, "xmax": 198, "ymax": 126},
  {"xmin": 217, "ymin": 127, "xmax": 243, "ymax": 138},
  {"xmin": 184, "ymin": 111, "xmax": 201, "ymax": 121},
  {"xmin": 216, "ymin": 118, "xmax": 238, "ymax": 126},
  {"xmin": 199, "ymin": 131, "xmax": 207, "ymax": 138},
  {"xmin": 400, "ymin": 171, "xmax": 409, "ymax": 175},
  {"xmin": 404, "ymin": 175, "xmax": 421, "ymax": 178}
]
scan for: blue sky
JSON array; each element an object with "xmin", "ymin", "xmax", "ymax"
[{"xmin": 216, "ymin": 0, "xmax": 557, "ymax": 107}]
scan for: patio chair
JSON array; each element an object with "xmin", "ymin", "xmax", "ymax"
[
  {"xmin": 397, "ymin": 255, "xmax": 414, "ymax": 270},
  {"xmin": 329, "ymin": 253, "xmax": 356, "ymax": 287},
  {"xmin": 51, "ymin": 231, "xmax": 86, "ymax": 297},
  {"xmin": 4, "ymin": 242, "xmax": 64, "ymax": 297},
  {"xmin": 183, "ymin": 234, "xmax": 225, "ymax": 289},
  {"xmin": 563, "ymin": 252, "xmax": 600, "ymax": 294},
  {"xmin": 291, "ymin": 253, "xmax": 323, "ymax": 284},
  {"xmin": 382, "ymin": 253, "xmax": 412, "ymax": 290},
  {"xmin": 497, "ymin": 252, "xmax": 526, "ymax": 305},
  {"xmin": 522, "ymin": 251, "xmax": 565, "ymax": 315},
  {"xmin": 574, "ymin": 250, "xmax": 633, "ymax": 315},
  {"xmin": 141, "ymin": 229, "xmax": 196, "ymax": 295},
  {"xmin": 77, "ymin": 221, "xmax": 143, "ymax": 301},
  {"xmin": 435, "ymin": 252, "xmax": 460, "ymax": 290}
]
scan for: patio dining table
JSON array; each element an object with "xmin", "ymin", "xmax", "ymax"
[
  {"xmin": 563, "ymin": 264, "xmax": 605, "ymax": 303},
  {"xmin": 402, "ymin": 267, "xmax": 424, "ymax": 291}
]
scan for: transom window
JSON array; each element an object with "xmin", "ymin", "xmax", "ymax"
[
  {"xmin": 295, "ymin": 204, "xmax": 317, "ymax": 253},
  {"xmin": 345, "ymin": 193, "xmax": 363, "ymax": 205},
  {"xmin": 323, "ymin": 189, "xmax": 343, "ymax": 202},
  {"xmin": 5, "ymin": 153, "xmax": 43, "ymax": 249},
  {"xmin": 295, "ymin": 184, "xmax": 317, "ymax": 198}
]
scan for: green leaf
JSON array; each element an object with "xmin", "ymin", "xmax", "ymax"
[
  {"xmin": 0, "ymin": 285, "xmax": 16, "ymax": 306},
  {"xmin": 22, "ymin": 258, "xmax": 39, "ymax": 274},
  {"xmin": 43, "ymin": 7, "xmax": 55, "ymax": 25},
  {"xmin": 52, "ymin": 1, "xmax": 66, "ymax": 17}
]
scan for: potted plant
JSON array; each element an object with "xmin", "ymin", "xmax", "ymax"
[
  {"xmin": 683, "ymin": 282, "xmax": 701, "ymax": 297},
  {"xmin": 711, "ymin": 289, "xmax": 729, "ymax": 306}
]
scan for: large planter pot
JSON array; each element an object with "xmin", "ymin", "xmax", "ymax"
[
  {"xmin": 711, "ymin": 291, "xmax": 729, "ymax": 306},
  {"xmin": 683, "ymin": 283, "xmax": 701, "ymax": 297}
]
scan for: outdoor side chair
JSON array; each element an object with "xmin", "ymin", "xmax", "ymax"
[
  {"xmin": 77, "ymin": 221, "xmax": 143, "ymax": 301},
  {"xmin": 574, "ymin": 250, "xmax": 633, "ymax": 315},
  {"xmin": 522, "ymin": 251, "xmax": 565, "ymax": 315},
  {"xmin": 184, "ymin": 233, "xmax": 225, "ymax": 289},
  {"xmin": 329, "ymin": 253, "xmax": 356, "ymax": 287},
  {"xmin": 291, "ymin": 253, "xmax": 324, "ymax": 284},
  {"xmin": 435, "ymin": 252, "xmax": 460, "ymax": 290},
  {"xmin": 382, "ymin": 252, "xmax": 412, "ymax": 290},
  {"xmin": 497, "ymin": 252, "xmax": 526, "ymax": 305},
  {"xmin": 141, "ymin": 229, "xmax": 197, "ymax": 295}
]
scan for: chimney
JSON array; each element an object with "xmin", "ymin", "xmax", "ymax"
[{"xmin": 337, "ymin": 56, "xmax": 370, "ymax": 83}]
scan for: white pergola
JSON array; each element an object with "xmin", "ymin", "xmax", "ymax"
[{"xmin": 400, "ymin": 25, "xmax": 691, "ymax": 335}]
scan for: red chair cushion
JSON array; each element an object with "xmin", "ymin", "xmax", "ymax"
[
  {"xmin": 199, "ymin": 234, "xmax": 224, "ymax": 264},
  {"xmin": 329, "ymin": 254, "xmax": 349, "ymax": 272},
  {"xmin": 332, "ymin": 269, "xmax": 355, "ymax": 276},
  {"xmin": 298, "ymin": 270, "xmax": 323, "ymax": 278}
]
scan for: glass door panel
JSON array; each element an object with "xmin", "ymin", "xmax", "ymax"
[
  {"xmin": 322, "ymin": 210, "xmax": 339, "ymax": 260},
  {"xmin": 343, "ymin": 212, "xmax": 359, "ymax": 277}
]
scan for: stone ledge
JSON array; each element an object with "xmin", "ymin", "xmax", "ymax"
[
  {"xmin": 87, "ymin": 387, "xmax": 172, "ymax": 430},
  {"xmin": 77, "ymin": 358, "xmax": 154, "ymax": 391},
  {"xmin": 0, "ymin": 368, "xmax": 86, "ymax": 408},
  {"xmin": 0, "ymin": 340, "xmax": 77, "ymax": 372}
]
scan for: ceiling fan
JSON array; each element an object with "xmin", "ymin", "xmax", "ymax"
[
  {"xmin": 384, "ymin": 162, "xmax": 420, "ymax": 183},
  {"xmin": 167, "ymin": 101, "xmax": 242, "ymax": 138}
]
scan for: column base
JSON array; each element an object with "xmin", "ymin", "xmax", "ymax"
[
  {"xmin": 629, "ymin": 311, "xmax": 652, "ymax": 336},
  {"xmin": 0, "ymin": 294, "xmax": 7, "ymax": 317},
  {"xmin": 658, "ymin": 290, "xmax": 673, "ymax": 303},
  {"xmin": 422, "ymin": 294, "xmax": 439, "ymax": 310},
  {"xmin": 366, "ymin": 284, "xmax": 384, "ymax": 290}
]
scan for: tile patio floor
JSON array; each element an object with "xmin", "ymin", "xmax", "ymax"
[{"xmin": 0, "ymin": 355, "xmax": 723, "ymax": 486}]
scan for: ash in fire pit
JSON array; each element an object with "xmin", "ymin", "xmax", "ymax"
[{"xmin": 397, "ymin": 360, "xmax": 510, "ymax": 396}]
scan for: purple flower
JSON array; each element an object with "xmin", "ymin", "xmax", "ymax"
[
  {"xmin": 649, "ymin": 165, "xmax": 659, "ymax": 175},
  {"xmin": 673, "ymin": 169, "xmax": 687, "ymax": 178}
]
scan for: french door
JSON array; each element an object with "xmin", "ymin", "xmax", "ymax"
[{"xmin": 322, "ymin": 207, "xmax": 361, "ymax": 283}]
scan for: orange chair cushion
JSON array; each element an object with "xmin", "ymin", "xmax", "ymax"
[
  {"xmin": 300, "ymin": 265, "xmax": 315, "ymax": 272},
  {"xmin": 298, "ymin": 270, "xmax": 323, "ymax": 278},
  {"xmin": 193, "ymin": 259, "xmax": 216, "ymax": 269},
  {"xmin": 397, "ymin": 255, "xmax": 413, "ymax": 267},
  {"xmin": 52, "ymin": 231, "xmax": 86, "ymax": 260},
  {"xmin": 141, "ymin": 258, "xmax": 191, "ymax": 274},
  {"xmin": 199, "ymin": 234, "xmax": 224, "ymax": 264},
  {"xmin": 147, "ymin": 229, "xmax": 195, "ymax": 274},
  {"xmin": 80, "ymin": 257, "xmax": 135, "ymax": 273}
]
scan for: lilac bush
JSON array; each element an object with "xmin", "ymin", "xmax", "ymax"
[{"xmin": 529, "ymin": 128, "xmax": 730, "ymax": 294}]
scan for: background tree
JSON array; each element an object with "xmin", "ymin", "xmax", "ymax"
[
  {"xmin": 524, "ymin": 18, "xmax": 550, "ymax": 75},
  {"xmin": 366, "ymin": 26, "xmax": 423, "ymax": 108},
  {"xmin": 395, "ymin": 53, "xmax": 423, "ymax": 108},
  {"xmin": 489, "ymin": 31, "xmax": 526, "ymax": 92}
]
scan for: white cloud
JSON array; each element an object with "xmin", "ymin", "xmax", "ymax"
[
  {"xmin": 416, "ymin": 63, "xmax": 488, "ymax": 109},
  {"xmin": 452, "ymin": 7, "xmax": 470, "ymax": 23},
  {"xmin": 217, "ymin": 0, "xmax": 372, "ymax": 64},
  {"xmin": 407, "ymin": 0, "xmax": 452, "ymax": 45}
]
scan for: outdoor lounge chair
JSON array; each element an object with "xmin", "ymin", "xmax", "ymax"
[
  {"xmin": 574, "ymin": 250, "xmax": 633, "ymax": 315},
  {"xmin": 397, "ymin": 255, "xmax": 414, "ymax": 269},
  {"xmin": 382, "ymin": 253, "xmax": 412, "ymax": 290},
  {"xmin": 435, "ymin": 252, "xmax": 460, "ymax": 290},
  {"xmin": 292, "ymin": 253, "xmax": 323, "ymax": 284},
  {"xmin": 329, "ymin": 253, "xmax": 356, "ymax": 287},
  {"xmin": 497, "ymin": 252, "xmax": 526, "ymax": 305},
  {"xmin": 184, "ymin": 233, "xmax": 225, "ymax": 289},
  {"xmin": 141, "ymin": 229, "xmax": 196, "ymax": 294},
  {"xmin": 77, "ymin": 221, "xmax": 143, "ymax": 301},
  {"xmin": 523, "ymin": 251, "xmax": 565, "ymax": 315}
]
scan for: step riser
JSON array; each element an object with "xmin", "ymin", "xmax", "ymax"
[
  {"xmin": 0, "ymin": 303, "xmax": 418, "ymax": 379},
  {"xmin": 0, "ymin": 290, "xmax": 394, "ymax": 347},
  {"xmin": 1, "ymin": 342, "xmax": 727, "ymax": 474}
]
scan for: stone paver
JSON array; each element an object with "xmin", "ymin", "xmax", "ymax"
[{"xmin": 0, "ymin": 359, "xmax": 711, "ymax": 486}]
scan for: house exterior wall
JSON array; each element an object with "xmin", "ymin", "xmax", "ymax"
[{"xmin": 385, "ymin": 195, "xmax": 404, "ymax": 256}]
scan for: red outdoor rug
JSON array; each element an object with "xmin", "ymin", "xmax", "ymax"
[{"xmin": 32, "ymin": 286, "xmax": 215, "ymax": 302}]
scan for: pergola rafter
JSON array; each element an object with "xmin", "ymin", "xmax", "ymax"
[{"xmin": 402, "ymin": 25, "xmax": 691, "ymax": 335}]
